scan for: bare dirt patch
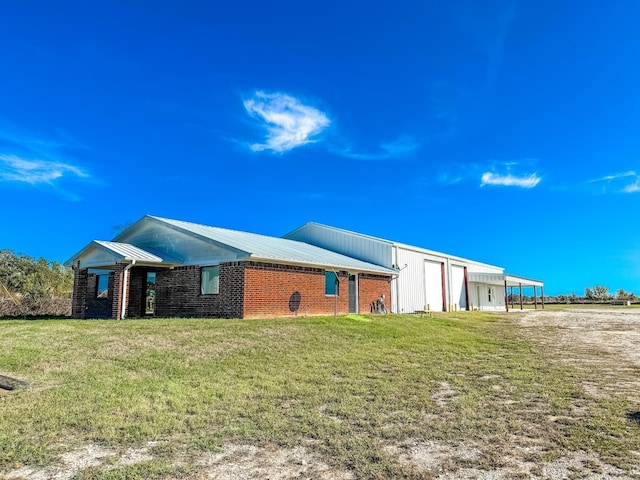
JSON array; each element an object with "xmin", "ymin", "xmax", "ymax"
[{"xmin": 518, "ymin": 308, "xmax": 640, "ymax": 403}]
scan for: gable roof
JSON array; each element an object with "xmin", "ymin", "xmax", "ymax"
[
  {"xmin": 64, "ymin": 240, "xmax": 177, "ymax": 269},
  {"xmin": 141, "ymin": 216, "xmax": 395, "ymax": 274}
]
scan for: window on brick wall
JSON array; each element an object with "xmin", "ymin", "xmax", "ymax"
[
  {"xmin": 97, "ymin": 273, "xmax": 109, "ymax": 298},
  {"xmin": 325, "ymin": 271, "xmax": 339, "ymax": 296},
  {"xmin": 201, "ymin": 266, "xmax": 220, "ymax": 295}
]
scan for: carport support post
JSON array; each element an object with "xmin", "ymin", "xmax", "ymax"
[
  {"xmin": 541, "ymin": 286, "xmax": 545, "ymax": 309},
  {"xmin": 504, "ymin": 280, "xmax": 509, "ymax": 312},
  {"xmin": 533, "ymin": 286, "xmax": 538, "ymax": 310},
  {"xmin": 519, "ymin": 282, "xmax": 523, "ymax": 310}
]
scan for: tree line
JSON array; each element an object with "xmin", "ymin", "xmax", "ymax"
[
  {"xmin": 512, "ymin": 285, "xmax": 638, "ymax": 305},
  {"xmin": 0, "ymin": 249, "xmax": 73, "ymax": 317}
]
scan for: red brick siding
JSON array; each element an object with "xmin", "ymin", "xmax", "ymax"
[
  {"xmin": 242, "ymin": 261, "xmax": 351, "ymax": 318},
  {"xmin": 358, "ymin": 273, "xmax": 391, "ymax": 313},
  {"xmin": 70, "ymin": 261, "xmax": 391, "ymax": 320}
]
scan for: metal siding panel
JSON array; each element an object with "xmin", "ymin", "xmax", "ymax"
[{"xmin": 285, "ymin": 223, "xmax": 393, "ymax": 268}]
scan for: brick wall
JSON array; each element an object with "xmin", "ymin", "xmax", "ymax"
[
  {"xmin": 154, "ymin": 264, "xmax": 244, "ymax": 318},
  {"xmin": 358, "ymin": 273, "xmax": 392, "ymax": 313},
  {"xmin": 71, "ymin": 262, "xmax": 391, "ymax": 320},
  {"xmin": 111, "ymin": 264, "xmax": 125, "ymax": 319},
  {"xmin": 71, "ymin": 267, "xmax": 88, "ymax": 318},
  {"xmin": 242, "ymin": 261, "xmax": 351, "ymax": 318}
]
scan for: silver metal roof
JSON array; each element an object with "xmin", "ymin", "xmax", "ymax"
[
  {"xmin": 468, "ymin": 272, "xmax": 543, "ymax": 287},
  {"xmin": 149, "ymin": 216, "xmax": 396, "ymax": 275},
  {"xmin": 64, "ymin": 240, "xmax": 172, "ymax": 268},
  {"xmin": 286, "ymin": 222, "xmax": 504, "ymax": 270},
  {"xmin": 93, "ymin": 241, "xmax": 165, "ymax": 263}
]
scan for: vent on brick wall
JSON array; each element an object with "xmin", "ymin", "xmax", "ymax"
[{"xmin": 289, "ymin": 291, "xmax": 301, "ymax": 313}]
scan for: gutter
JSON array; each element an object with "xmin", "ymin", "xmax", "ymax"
[{"xmin": 120, "ymin": 260, "xmax": 136, "ymax": 320}]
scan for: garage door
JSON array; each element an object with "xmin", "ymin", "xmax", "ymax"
[{"xmin": 424, "ymin": 260, "xmax": 444, "ymax": 311}]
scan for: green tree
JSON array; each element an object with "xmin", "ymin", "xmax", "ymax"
[{"xmin": 0, "ymin": 249, "xmax": 73, "ymax": 316}]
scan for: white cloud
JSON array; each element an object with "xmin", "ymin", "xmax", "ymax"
[
  {"xmin": 480, "ymin": 172, "xmax": 541, "ymax": 188},
  {"xmin": 590, "ymin": 171, "xmax": 640, "ymax": 194},
  {"xmin": 335, "ymin": 136, "xmax": 420, "ymax": 161},
  {"xmin": 590, "ymin": 171, "xmax": 636, "ymax": 183},
  {"xmin": 0, "ymin": 154, "xmax": 89, "ymax": 185},
  {"xmin": 623, "ymin": 180, "xmax": 640, "ymax": 193},
  {"xmin": 243, "ymin": 91, "xmax": 330, "ymax": 153}
]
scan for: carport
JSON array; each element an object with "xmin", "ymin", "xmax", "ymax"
[{"xmin": 468, "ymin": 273, "xmax": 544, "ymax": 312}]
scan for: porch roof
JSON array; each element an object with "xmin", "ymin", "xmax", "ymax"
[{"xmin": 65, "ymin": 241, "xmax": 178, "ymax": 269}]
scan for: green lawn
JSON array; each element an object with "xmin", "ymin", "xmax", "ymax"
[{"xmin": 1, "ymin": 312, "xmax": 638, "ymax": 479}]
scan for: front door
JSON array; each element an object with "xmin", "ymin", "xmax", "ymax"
[
  {"xmin": 348, "ymin": 274, "xmax": 357, "ymax": 313},
  {"xmin": 145, "ymin": 272, "xmax": 156, "ymax": 315}
]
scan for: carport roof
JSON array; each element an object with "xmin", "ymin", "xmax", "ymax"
[{"xmin": 468, "ymin": 272, "xmax": 543, "ymax": 287}]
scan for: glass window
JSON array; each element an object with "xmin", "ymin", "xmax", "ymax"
[
  {"xmin": 487, "ymin": 287, "xmax": 492, "ymax": 302},
  {"xmin": 97, "ymin": 274, "xmax": 109, "ymax": 298},
  {"xmin": 201, "ymin": 266, "xmax": 220, "ymax": 295},
  {"xmin": 325, "ymin": 271, "xmax": 338, "ymax": 296}
]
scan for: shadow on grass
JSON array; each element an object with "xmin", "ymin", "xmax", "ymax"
[{"xmin": 626, "ymin": 412, "xmax": 640, "ymax": 424}]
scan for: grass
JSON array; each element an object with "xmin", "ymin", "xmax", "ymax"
[{"xmin": 1, "ymin": 312, "xmax": 639, "ymax": 478}]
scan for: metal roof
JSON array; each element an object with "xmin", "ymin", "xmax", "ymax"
[
  {"xmin": 468, "ymin": 272, "xmax": 544, "ymax": 287},
  {"xmin": 64, "ymin": 240, "xmax": 172, "ymax": 268},
  {"xmin": 286, "ymin": 222, "xmax": 504, "ymax": 270},
  {"xmin": 148, "ymin": 216, "xmax": 396, "ymax": 275},
  {"xmin": 93, "ymin": 241, "xmax": 165, "ymax": 263}
]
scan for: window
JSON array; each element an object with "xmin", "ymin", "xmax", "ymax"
[
  {"xmin": 97, "ymin": 274, "xmax": 109, "ymax": 298},
  {"xmin": 201, "ymin": 266, "xmax": 219, "ymax": 295},
  {"xmin": 325, "ymin": 271, "xmax": 339, "ymax": 296},
  {"xmin": 487, "ymin": 287, "xmax": 492, "ymax": 302}
]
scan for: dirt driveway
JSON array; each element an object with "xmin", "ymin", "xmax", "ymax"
[{"xmin": 518, "ymin": 308, "xmax": 640, "ymax": 404}]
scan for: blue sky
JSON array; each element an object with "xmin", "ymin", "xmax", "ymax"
[{"xmin": 1, "ymin": 1, "xmax": 639, "ymax": 296}]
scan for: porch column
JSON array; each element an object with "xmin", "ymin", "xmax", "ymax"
[
  {"xmin": 111, "ymin": 264, "xmax": 126, "ymax": 319},
  {"xmin": 71, "ymin": 265, "xmax": 89, "ymax": 319}
]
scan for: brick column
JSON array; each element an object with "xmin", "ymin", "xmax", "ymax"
[
  {"xmin": 71, "ymin": 266, "xmax": 89, "ymax": 319},
  {"xmin": 111, "ymin": 264, "xmax": 126, "ymax": 319}
]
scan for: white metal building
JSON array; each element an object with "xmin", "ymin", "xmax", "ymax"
[{"xmin": 284, "ymin": 223, "xmax": 544, "ymax": 313}]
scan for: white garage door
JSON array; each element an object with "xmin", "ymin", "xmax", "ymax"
[{"xmin": 424, "ymin": 260, "xmax": 444, "ymax": 311}]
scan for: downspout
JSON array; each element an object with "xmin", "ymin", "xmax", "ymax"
[{"xmin": 120, "ymin": 260, "xmax": 136, "ymax": 320}]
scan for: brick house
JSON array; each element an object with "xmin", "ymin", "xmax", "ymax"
[{"xmin": 65, "ymin": 215, "xmax": 394, "ymax": 319}]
